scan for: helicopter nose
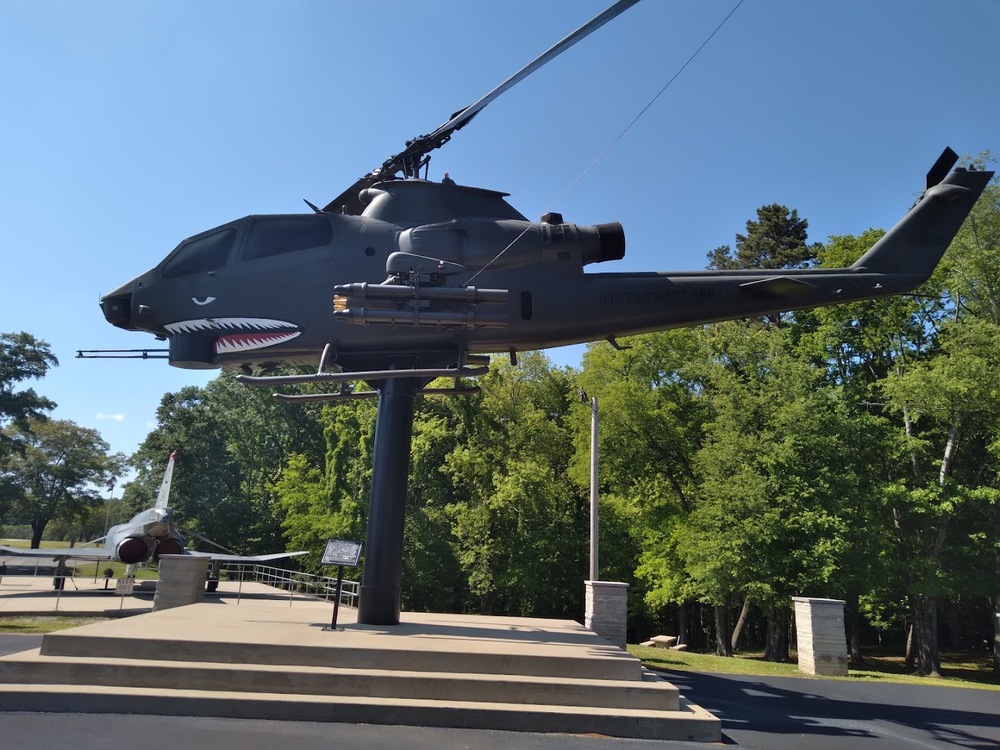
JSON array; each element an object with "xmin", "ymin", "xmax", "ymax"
[
  {"xmin": 100, "ymin": 292, "xmax": 134, "ymax": 329},
  {"xmin": 100, "ymin": 281, "xmax": 137, "ymax": 330}
]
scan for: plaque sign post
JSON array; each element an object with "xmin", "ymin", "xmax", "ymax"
[{"xmin": 321, "ymin": 538, "xmax": 363, "ymax": 631}]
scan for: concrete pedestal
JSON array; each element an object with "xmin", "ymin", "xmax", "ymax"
[
  {"xmin": 585, "ymin": 580, "xmax": 628, "ymax": 649},
  {"xmin": 153, "ymin": 555, "xmax": 209, "ymax": 611},
  {"xmin": 793, "ymin": 596, "xmax": 848, "ymax": 676}
]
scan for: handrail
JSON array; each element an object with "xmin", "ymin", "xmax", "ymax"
[
  {"xmin": 1, "ymin": 561, "xmax": 360, "ymax": 610},
  {"xmin": 222, "ymin": 562, "xmax": 360, "ymax": 607}
]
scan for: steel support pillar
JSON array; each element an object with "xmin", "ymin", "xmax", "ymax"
[{"xmin": 357, "ymin": 376, "xmax": 419, "ymax": 625}]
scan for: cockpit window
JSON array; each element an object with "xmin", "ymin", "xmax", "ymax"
[
  {"xmin": 242, "ymin": 216, "xmax": 333, "ymax": 261},
  {"xmin": 162, "ymin": 228, "xmax": 237, "ymax": 279}
]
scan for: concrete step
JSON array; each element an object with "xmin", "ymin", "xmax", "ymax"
[
  {"xmin": 39, "ymin": 630, "xmax": 642, "ymax": 681},
  {"xmin": 0, "ymin": 683, "xmax": 721, "ymax": 743},
  {"xmin": 0, "ymin": 604, "xmax": 721, "ymax": 741},
  {"xmin": 0, "ymin": 648, "xmax": 678, "ymax": 710}
]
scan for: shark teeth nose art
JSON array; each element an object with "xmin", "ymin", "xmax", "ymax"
[
  {"xmin": 215, "ymin": 330, "xmax": 301, "ymax": 354},
  {"xmin": 163, "ymin": 317, "xmax": 300, "ymax": 354}
]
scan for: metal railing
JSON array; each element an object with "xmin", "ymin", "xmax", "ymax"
[
  {"xmin": 0, "ymin": 560, "xmax": 359, "ymax": 611},
  {"xmin": 221, "ymin": 563, "xmax": 360, "ymax": 608}
]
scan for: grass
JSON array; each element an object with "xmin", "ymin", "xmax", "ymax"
[
  {"xmin": 0, "ymin": 616, "xmax": 106, "ymax": 634},
  {"xmin": 629, "ymin": 645, "xmax": 1000, "ymax": 692}
]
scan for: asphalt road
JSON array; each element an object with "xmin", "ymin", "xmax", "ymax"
[
  {"xmin": 0, "ymin": 634, "xmax": 997, "ymax": 749},
  {"xmin": 667, "ymin": 668, "xmax": 1000, "ymax": 749}
]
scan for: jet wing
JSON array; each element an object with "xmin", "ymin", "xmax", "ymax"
[
  {"xmin": 0, "ymin": 545, "xmax": 113, "ymax": 561},
  {"xmin": 185, "ymin": 550, "xmax": 308, "ymax": 564}
]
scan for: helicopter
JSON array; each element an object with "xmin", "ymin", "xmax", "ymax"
[
  {"xmin": 91, "ymin": 0, "xmax": 991, "ymax": 393},
  {"xmin": 88, "ymin": 0, "xmax": 993, "ymax": 625}
]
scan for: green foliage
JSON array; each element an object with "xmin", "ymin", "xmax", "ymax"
[
  {"xmin": 1, "ymin": 417, "xmax": 121, "ymax": 547},
  {"xmin": 127, "ymin": 371, "xmax": 326, "ymax": 555},
  {"xmin": 442, "ymin": 353, "xmax": 585, "ymax": 617},
  {"xmin": 274, "ymin": 452, "xmax": 363, "ymax": 571},
  {"xmin": 706, "ymin": 204, "xmax": 815, "ymax": 270},
  {"xmin": 0, "ymin": 332, "xmax": 57, "ymax": 462}
]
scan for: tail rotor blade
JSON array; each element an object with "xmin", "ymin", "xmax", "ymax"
[{"xmin": 926, "ymin": 147, "xmax": 959, "ymax": 189}]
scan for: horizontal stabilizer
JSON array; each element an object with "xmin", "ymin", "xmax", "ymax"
[
  {"xmin": 0, "ymin": 545, "xmax": 113, "ymax": 561},
  {"xmin": 739, "ymin": 276, "xmax": 818, "ymax": 298},
  {"xmin": 186, "ymin": 550, "xmax": 308, "ymax": 564}
]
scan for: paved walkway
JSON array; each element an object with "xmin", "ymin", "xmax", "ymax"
[{"xmin": 0, "ymin": 571, "xmax": 320, "ymax": 616}]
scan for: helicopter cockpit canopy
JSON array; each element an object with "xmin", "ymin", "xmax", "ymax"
[
  {"xmin": 161, "ymin": 225, "xmax": 238, "ymax": 279},
  {"xmin": 159, "ymin": 215, "xmax": 338, "ymax": 280}
]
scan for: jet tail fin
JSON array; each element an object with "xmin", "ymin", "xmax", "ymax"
[
  {"xmin": 155, "ymin": 451, "xmax": 177, "ymax": 509},
  {"xmin": 851, "ymin": 151, "xmax": 993, "ymax": 280}
]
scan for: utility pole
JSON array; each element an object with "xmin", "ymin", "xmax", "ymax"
[{"xmin": 589, "ymin": 395, "xmax": 599, "ymax": 581}]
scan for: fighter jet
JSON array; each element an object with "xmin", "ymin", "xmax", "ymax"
[{"xmin": 0, "ymin": 452, "xmax": 304, "ymax": 568}]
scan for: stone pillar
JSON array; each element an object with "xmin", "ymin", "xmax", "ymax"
[
  {"xmin": 793, "ymin": 596, "xmax": 848, "ymax": 676},
  {"xmin": 153, "ymin": 555, "xmax": 210, "ymax": 611},
  {"xmin": 585, "ymin": 580, "xmax": 628, "ymax": 649}
]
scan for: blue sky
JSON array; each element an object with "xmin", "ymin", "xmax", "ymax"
[{"xmin": 1, "ymin": 0, "xmax": 997, "ymax": 461}]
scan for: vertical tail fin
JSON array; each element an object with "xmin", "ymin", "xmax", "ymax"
[
  {"xmin": 155, "ymin": 451, "xmax": 177, "ymax": 509},
  {"xmin": 851, "ymin": 151, "xmax": 993, "ymax": 280}
]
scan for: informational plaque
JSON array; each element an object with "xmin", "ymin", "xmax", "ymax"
[
  {"xmin": 321, "ymin": 539, "xmax": 363, "ymax": 632},
  {"xmin": 321, "ymin": 538, "xmax": 363, "ymax": 567}
]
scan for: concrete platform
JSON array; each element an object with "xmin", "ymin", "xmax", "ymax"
[{"xmin": 0, "ymin": 578, "xmax": 721, "ymax": 742}]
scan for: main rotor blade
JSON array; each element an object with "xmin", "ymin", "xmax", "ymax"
[
  {"xmin": 427, "ymin": 0, "xmax": 642, "ymax": 145},
  {"xmin": 323, "ymin": 0, "xmax": 641, "ymax": 214}
]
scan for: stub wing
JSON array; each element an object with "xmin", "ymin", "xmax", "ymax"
[
  {"xmin": 0, "ymin": 545, "xmax": 113, "ymax": 561},
  {"xmin": 184, "ymin": 550, "xmax": 308, "ymax": 564}
]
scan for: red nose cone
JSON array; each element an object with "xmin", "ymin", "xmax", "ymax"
[{"xmin": 116, "ymin": 537, "xmax": 148, "ymax": 564}]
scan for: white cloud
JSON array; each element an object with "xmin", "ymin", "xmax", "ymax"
[{"xmin": 96, "ymin": 412, "xmax": 126, "ymax": 422}]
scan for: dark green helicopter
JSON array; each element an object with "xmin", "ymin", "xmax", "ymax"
[
  {"xmin": 92, "ymin": 0, "xmax": 992, "ymax": 388},
  {"xmin": 90, "ymin": 0, "xmax": 993, "ymax": 625}
]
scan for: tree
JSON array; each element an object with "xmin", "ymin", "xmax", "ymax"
[
  {"xmin": 797, "ymin": 167, "xmax": 1000, "ymax": 677},
  {"xmin": 575, "ymin": 328, "xmax": 709, "ymax": 644},
  {"xmin": 444, "ymin": 353, "xmax": 585, "ymax": 617},
  {"xmin": 682, "ymin": 322, "xmax": 858, "ymax": 661},
  {"xmin": 128, "ymin": 372, "xmax": 327, "ymax": 556},
  {"xmin": 275, "ymin": 397, "xmax": 375, "ymax": 574},
  {"xmin": 880, "ymin": 318, "xmax": 1000, "ymax": 676},
  {"xmin": 706, "ymin": 204, "xmax": 815, "ymax": 271},
  {"xmin": 125, "ymin": 386, "xmax": 244, "ymax": 550},
  {"xmin": 2, "ymin": 418, "xmax": 119, "ymax": 547},
  {"xmin": 0, "ymin": 332, "xmax": 57, "ymax": 460}
]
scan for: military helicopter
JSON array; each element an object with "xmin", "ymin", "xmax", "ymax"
[
  {"xmin": 89, "ymin": 0, "xmax": 993, "ymax": 625},
  {"xmin": 93, "ymin": 0, "xmax": 990, "ymax": 394}
]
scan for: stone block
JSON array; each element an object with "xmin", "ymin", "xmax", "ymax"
[
  {"xmin": 650, "ymin": 635, "xmax": 678, "ymax": 648},
  {"xmin": 154, "ymin": 555, "xmax": 210, "ymax": 612},
  {"xmin": 792, "ymin": 597, "xmax": 847, "ymax": 677},
  {"xmin": 584, "ymin": 580, "xmax": 628, "ymax": 649}
]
